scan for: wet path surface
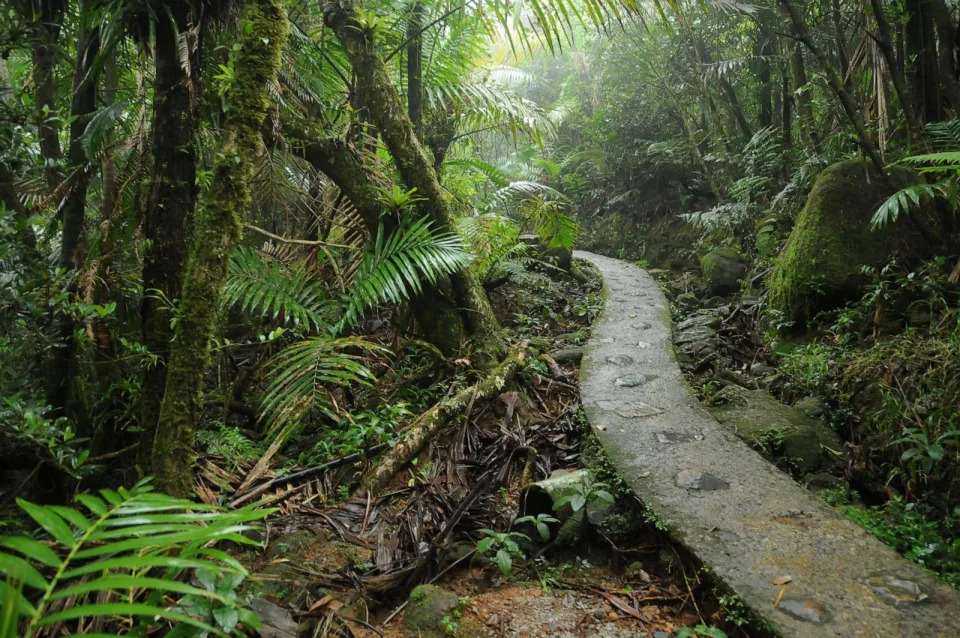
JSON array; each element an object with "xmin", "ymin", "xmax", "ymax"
[{"xmin": 575, "ymin": 251, "xmax": 960, "ymax": 637}]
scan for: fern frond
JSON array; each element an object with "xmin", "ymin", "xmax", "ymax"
[
  {"xmin": 222, "ymin": 246, "xmax": 328, "ymax": 332},
  {"xmin": 0, "ymin": 480, "xmax": 269, "ymax": 636}
]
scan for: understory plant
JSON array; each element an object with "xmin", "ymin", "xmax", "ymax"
[{"xmin": 0, "ymin": 479, "xmax": 270, "ymax": 636}]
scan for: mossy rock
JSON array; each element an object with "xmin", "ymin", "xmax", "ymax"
[
  {"xmin": 701, "ymin": 248, "xmax": 747, "ymax": 295},
  {"xmin": 707, "ymin": 386, "xmax": 842, "ymax": 474},
  {"xmin": 767, "ymin": 160, "xmax": 926, "ymax": 327},
  {"xmin": 404, "ymin": 584, "xmax": 461, "ymax": 637}
]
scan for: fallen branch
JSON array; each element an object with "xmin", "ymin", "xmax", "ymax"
[{"xmin": 361, "ymin": 342, "xmax": 528, "ymax": 492}]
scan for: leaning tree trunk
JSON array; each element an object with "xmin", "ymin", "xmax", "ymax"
[
  {"xmin": 152, "ymin": 0, "xmax": 287, "ymax": 496},
  {"xmin": 139, "ymin": 0, "xmax": 201, "ymax": 463},
  {"xmin": 905, "ymin": 0, "xmax": 943, "ymax": 123},
  {"xmin": 45, "ymin": 5, "xmax": 100, "ymax": 428},
  {"xmin": 324, "ymin": 0, "xmax": 506, "ymax": 368}
]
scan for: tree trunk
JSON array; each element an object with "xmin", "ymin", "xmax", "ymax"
[
  {"xmin": 780, "ymin": 0, "xmax": 886, "ymax": 174},
  {"xmin": 756, "ymin": 30, "xmax": 774, "ymax": 128},
  {"xmin": 139, "ymin": 0, "xmax": 201, "ymax": 462},
  {"xmin": 789, "ymin": 37, "xmax": 818, "ymax": 149},
  {"xmin": 152, "ymin": 0, "xmax": 287, "ymax": 497},
  {"xmin": 32, "ymin": 0, "xmax": 66, "ymax": 190},
  {"xmin": 782, "ymin": 71, "xmax": 793, "ymax": 148},
  {"xmin": 905, "ymin": 0, "xmax": 943, "ymax": 122},
  {"xmin": 45, "ymin": 3, "xmax": 100, "ymax": 428},
  {"xmin": 406, "ymin": 1, "xmax": 424, "ymax": 133},
  {"xmin": 324, "ymin": 0, "xmax": 506, "ymax": 367},
  {"xmin": 927, "ymin": 0, "xmax": 960, "ymax": 112},
  {"xmin": 869, "ymin": 0, "xmax": 924, "ymax": 137}
]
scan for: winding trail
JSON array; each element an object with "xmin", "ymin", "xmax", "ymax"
[{"xmin": 574, "ymin": 251, "xmax": 960, "ymax": 637}]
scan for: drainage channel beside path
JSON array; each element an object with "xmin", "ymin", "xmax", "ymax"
[{"xmin": 574, "ymin": 250, "xmax": 960, "ymax": 637}]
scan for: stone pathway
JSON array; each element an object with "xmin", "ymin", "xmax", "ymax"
[{"xmin": 575, "ymin": 251, "xmax": 960, "ymax": 637}]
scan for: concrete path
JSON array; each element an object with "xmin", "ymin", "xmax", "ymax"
[{"xmin": 575, "ymin": 251, "xmax": 960, "ymax": 637}]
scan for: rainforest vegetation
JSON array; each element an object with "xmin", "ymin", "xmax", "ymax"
[{"xmin": 2, "ymin": 0, "xmax": 960, "ymax": 634}]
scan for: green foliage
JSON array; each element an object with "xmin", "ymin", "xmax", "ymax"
[
  {"xmin": 476, "ymin": 529, "xmax": 529, "ymax": 577},
  {"xmin": 0, "ymin": 397, "xmax": 90, "ymax": 476},
  {"xmin": 0, "ymin": 479, "xmax": 270, "ymax": 637},
  {"xmin": 223, "ymin": 246, "xmax": 329, "ymax": 332},
  {"xmin": 676, "ymin": 626, "xmax": 728, "ymax": 638},
  {"xmin": 197, "ymin": 425, "xmax": 264, "ymax": 468},
  {"xmin": 341, "ymin": 216, "xmax": 472, "ymax": 329},
  {"xmin": 296, "ymin": 402, "xmax": 412, "ymax": 466},
  {"xmin": 259, "ymin": 336, "xmax": 384, "ymax": 435},
  {"xmin": 514, "ymin": 513, "xmax": 559, "ymax": 541},
  {"xmin": 552, "ymin": 480, "xmax": 615, "ymax": 513},
  {"xmin": 837, "ymin": 499, "xmax": 960, "ymax": 589}
]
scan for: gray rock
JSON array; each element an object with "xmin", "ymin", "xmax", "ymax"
[
  {"xmin": 866, "ymin": 574, "xmax": 930, "ymax": 606},
  {"xmin": 749, "ymin": 362, "xmax": 776, "ymax": 377},
  {"xmin": 792, "ymin": 395, "xmax": 825, "ymax": 418},
  {"xmin": 675, "ymin": 470, "xmax": 729, "ymax": 490},
  {"xmin": 701, "ymin": 249, "xmax": 747, "ymax": 295},
  {"xmin": 778, "ymin": 597, "xmax": 829, "ymax": 623},
  {"xmin": 675, "ymin": 291, "xmax": 699, "ymax": 309},
  {"xmin": 553, "ymin": 347, "xmax": 584, "ymax": 364},
  {"xmin": 252, "ymin": 598, "xmax": 297, "ymax": 638},
  {"xmin": 676, "ymin": 313, "xmax": 721, "ymax": 331}
]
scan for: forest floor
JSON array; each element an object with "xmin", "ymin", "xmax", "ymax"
[{"xmin": 205, "ymin": 259, "xmax": 752, "ymax": 637}]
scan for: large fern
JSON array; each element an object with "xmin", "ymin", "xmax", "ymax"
[
  {"xmin": 0, "ymin": 480, "xmax": 270, "ymax": 637},
  {"xmin": 222, "ymin": 246, "xmax": 329, "ymax": 332}
]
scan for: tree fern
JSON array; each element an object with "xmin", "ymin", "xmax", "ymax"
[
  {"xmin": 340, "ymin": 216, "xmax": 473, "ymax": 329},
  {"xmin": 0, "ymin": 480, "xmax": 270, "ymax": 637},
  {"xmin": 222, "ymin": 246, "xmax": 329, "ymax": 332}
]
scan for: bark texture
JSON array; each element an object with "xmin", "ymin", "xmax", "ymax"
[
  {"xmin": 139, "ymin": 0, "xmax": 201, "ymax": 460},
  {"xmin": 152, "ymin": 0, "xmax": 287, "ymax": 496}
]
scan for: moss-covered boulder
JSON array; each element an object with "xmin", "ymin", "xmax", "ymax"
[
  {"xmin": 767, "ymin": 160, "xmax": 925, "ymax": 326},
  {"xmin": 707, "ymin": 386, "xmax": 842, "ymax": 474},
  {"xmin": 404, "ymin": 585, "xmax": 461, "ymax": 637},
  {"xmin": 701, "ymin": 248, "xmax": 747, "ymax": 295}
]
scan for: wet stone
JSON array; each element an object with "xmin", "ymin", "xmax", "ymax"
[
  {"xmin": 778, "ymin": 597, "xmax": 829, "ymax": 623},
  {"xmin": 615, "ymin": 374, "xmax": 651, "ymax": 388},
  {"xmin": 676, "ymin": 470, "xmax": 729, "ymax": 491},
  {"xmin": 656, "ymin": 431, "xmax": 704, "ymax": 444},
  {"xmin": 633, "ymin": 321, "xmax": 652, "ymax": 330},
  {"xmin": 597, "ymin": 399, "xmax": 664, "ymax": 418},
  {"xmin": 866, "ymin": 574, "xmax": 930, "ymax": 606},
  {"xmin": 605, "ymin": 355, "xmax": 634, "ymax": 366}
]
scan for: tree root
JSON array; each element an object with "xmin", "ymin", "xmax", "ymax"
[{"xmin": 361, "ymin": 342, "xmax": 528, "ymax": 492}]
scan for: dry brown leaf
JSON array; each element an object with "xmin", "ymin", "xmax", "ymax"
[{"xmin": 772, "ymin": 575, "xmax": 792, "ymax": 586}]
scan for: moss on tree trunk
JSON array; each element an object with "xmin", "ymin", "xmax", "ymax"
[
  {"xmin": 324, "ymin": 0, "xmax": 506, "ymax": 367},
  {"xmin": 151, "ymin": 0, "xmax": 287, "ymax": 496}
]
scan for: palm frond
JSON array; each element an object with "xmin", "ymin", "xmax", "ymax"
[
  {"xmin": 340, "ymin": 216, "xmax": 473, "ymax": 329},
  {"xmin": 258, "ymin": 336, "xmax": 383, "ymax": 434},
  {"xmin": 0, "ymin": 480, "xmax": 269, "ymax": 636},
  {"xmin": 222, "ymin": 246, "xmax": 329, "ymax": 332},
  {"xmin": 871, "ymin": 183, "xmax": 956, "ymax": 229}
]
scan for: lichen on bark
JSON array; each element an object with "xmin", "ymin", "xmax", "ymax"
[{"xmin": 151, "ymin": 0, "xmax": 287, "ymax": 496}]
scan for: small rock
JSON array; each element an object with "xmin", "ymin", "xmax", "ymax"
[
  {"xmin": 252, "ymin": 598, "xmax": 297, "ymax": 638},
  {"xmin": 676, "ymin": 313, "xmax": 721, "ymax": 331},
  {"xmin": 625, "ymin": 562, "xmax": 652, "ymax": 582},
  {"xmin": 404, "ymin": 585, "xmax": 461, "ymax": 638},
  {"xmin": 553, "ymin": 348, "xmax": 584, "ymax": 364},
  {"xmin": 804, "ymin": 472, "xmax": 845, "ymax": 492},
  {"xmin": 605, "ymin": 354, "xmax": 634, "ymax": 366},
  {"xmin": 793, "ymin": 395, "xmax": 825, "ymax": 418},
  {"xmin": 866, "ymin": 574, "xmax": 930, "ymax": 606},
  {"xmin": 778, "ymin": 597, "xmax": 829, "ymax": 623},
  {"xmin": 615, "ymin": 374, "xmax": 650, "ymax": 388},
  {"xmin": 654, "ymin": 631, "xmax": 671, "ymax": 638},
  {"xmin": 675, "ymin": 292, "xmax": 699, "ymax": 309},
  {"xmin": 675, "ymin": 470, "xmax": 729, "ymax": 491},
  {"xmin": 749, "ymin": 362, "xmax": 776, "ymax": 377},
  {"xmin": 701, "ymin": 249, "xmax": 747, "ymax": 295}
]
